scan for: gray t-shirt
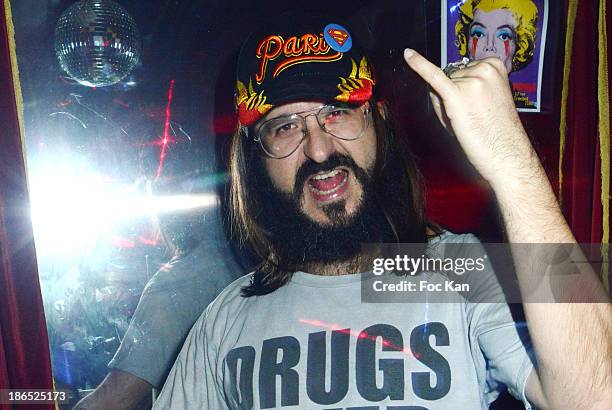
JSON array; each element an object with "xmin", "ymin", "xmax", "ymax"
[
  {"xmin": 154, "ymin": 232, "xmax": 535, "ymax": 409},
  {"xmin": 108, "ymin": 242, "xmax": 244, "ymax": 388}
]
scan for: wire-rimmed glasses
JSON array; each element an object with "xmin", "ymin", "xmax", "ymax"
[{"xmin": 253, "ymin": 103, "xmax": 371, "ymax": 159}]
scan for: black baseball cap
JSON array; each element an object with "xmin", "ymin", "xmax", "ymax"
[{"xmin": 235, "ymin": 15, "xmax": 375, "ymax": 126}]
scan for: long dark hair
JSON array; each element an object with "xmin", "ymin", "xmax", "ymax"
[{"xmin": 229, "ymin": 101, "xmax": 437, "ymax": 296}]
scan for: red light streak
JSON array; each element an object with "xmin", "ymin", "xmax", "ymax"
[
  {"xmin": 299, "ymin": 318, "xmax": 417, "ymax": 357},
  {"xmin": 138, "ymin": 236, "xmax": 158, "ymax": 246},
  {"xmin": 155, "ymin": 79, "xmax": 175, "ymax": 180},
  {"xmin": 112, "ymin": 98, "xmax": 130, "ymax": 108},
  {"xmin": 111, "ymin": 236, "xmax": 135, "ymax": 248}
]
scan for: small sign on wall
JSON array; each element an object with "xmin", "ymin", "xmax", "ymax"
[{"xmin": 442, "ymin": 0, "xmax": 549, "ymax": 112}]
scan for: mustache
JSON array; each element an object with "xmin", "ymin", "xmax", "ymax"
[{"xmin": 293, "ymin": 154, "xmax": 365, "ymax": 198}]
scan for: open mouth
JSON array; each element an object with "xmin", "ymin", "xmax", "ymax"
[{"xmin": 306, "ymin": 167, "xmax": 350, "ymax": 202}]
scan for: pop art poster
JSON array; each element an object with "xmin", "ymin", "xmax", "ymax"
[{"xmin": 442, "ymin": 0, "xmax": 549, "ymax": 112}]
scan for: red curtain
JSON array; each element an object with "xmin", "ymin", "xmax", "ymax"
[
  {"xmin": 560, "ymin": 0, "xmax": 600, "ymax": 243},
  {"xmin": 560, "ymin": 0, "xmax": 611, "ymax": 289},
  {"xmin": 0, "ymin": 1, "xmax": 54, "ymax": 409}
]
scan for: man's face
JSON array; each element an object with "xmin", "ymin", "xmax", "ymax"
[
  {"xmin": 469, "ymin": 8, "xmax": 517, "ymax": 73},
  {"xmin": 260, "ymin": 101, "xmax": 377, "ymax": 227}
]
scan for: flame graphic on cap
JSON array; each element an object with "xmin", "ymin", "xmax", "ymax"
[
  {"xmin": 236, "ymin": 79, "xmax": 273, "ymax": 126},
  {"xmin": 335, "ymin": 57, "xmax": 375, "ymax": 104}
]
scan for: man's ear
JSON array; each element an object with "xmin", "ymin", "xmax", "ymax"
[{"xmin": 376, "ymin": 101, "xmax": 388, "ymax": 120}]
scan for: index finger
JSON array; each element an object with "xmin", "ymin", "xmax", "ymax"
[{"xmin": 404, "ymin": 48, "xmax": 458, "ymax": 100}]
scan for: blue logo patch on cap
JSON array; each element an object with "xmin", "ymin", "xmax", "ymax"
[{"xmin": 323, "ymin": 23, "xmax": 352, "ymax": 53}]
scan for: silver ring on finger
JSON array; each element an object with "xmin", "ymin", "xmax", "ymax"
[{"xmin": 443, "ymin": 57, "xmax": 471, "ymax": 78}]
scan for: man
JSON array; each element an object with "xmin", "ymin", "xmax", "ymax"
[
  {"xmin": 154, "ymin": 16, "xmax": 611, "ymax": 409},
  {"xmin": 74, "ymin": 238, "xmax": 243, "ymax": 409}
]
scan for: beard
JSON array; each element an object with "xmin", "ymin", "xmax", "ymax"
[{"xmin": 253, "ymin": 153, "xmax": 391, "ymax": 270}]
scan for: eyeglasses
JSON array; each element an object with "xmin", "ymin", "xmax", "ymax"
[{"xmin": 252, "ymin": 103, "xmax": 371, "ymax": 159}]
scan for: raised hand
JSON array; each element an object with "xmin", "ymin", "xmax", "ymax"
[{"xmin": 403, "ymin": 48, "xmax": 538, "ymax": 188}]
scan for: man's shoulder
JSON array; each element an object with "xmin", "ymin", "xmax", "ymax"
[
  {"xmin": 209, "ymin": 272, "xmax": 255, "ymax": 305},
  {"xmin": 429, "ymin": 229, "xmax": 481, "ymax": 245},
  {"xmin": 189, "ymin": 273, "xmax": 255, "ymax": 341},
  {"xmin": 427, "ymin": 230, "xmax": 489, "ymax": 265},
  {"xmin": 201, "ymin": 273, "xmax": 256, "ymax": 319},
  {"xmin": 143, "ymin": 243, "xmax": 244, "ymax": 293}
]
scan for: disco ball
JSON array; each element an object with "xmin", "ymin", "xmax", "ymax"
[{"xmin": 54, "ymin": 0, "xmax": 141, "ymax": 87}]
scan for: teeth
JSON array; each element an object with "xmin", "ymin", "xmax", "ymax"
[
  {"xmin": 308, "ymin": 172, "xmax": 348, "ymax": 195},
  {"xmin": 312, "ymin": 169, "xmax": 342, "ymax": 180}
]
